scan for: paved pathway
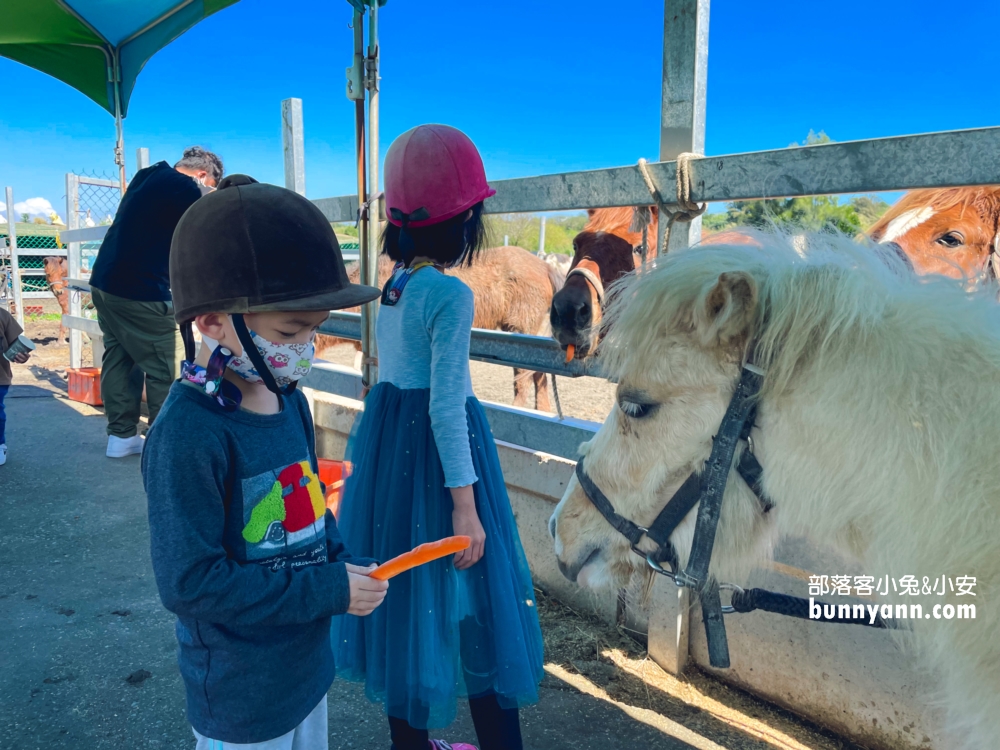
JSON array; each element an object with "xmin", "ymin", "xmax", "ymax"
[{"xmin": 0, "ymin": 371, "xmax": 702, "ymax": 750}]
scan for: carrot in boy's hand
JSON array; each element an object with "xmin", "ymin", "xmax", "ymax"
[
  {"xmin": 565, "ymin": 344, "xmax": 575, "ymax": 364},
  {"xmin": 369, "ymin": 536, "xmax": 472, "ymax": 580}
]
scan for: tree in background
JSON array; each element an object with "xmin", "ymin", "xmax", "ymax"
[
  {"xmin": 485, "ymin": 213, "xmax": 587, "ymax": 254},
  {"xmin": 703, "ymin": 131, "xmax": 890, "ymax": 235}
]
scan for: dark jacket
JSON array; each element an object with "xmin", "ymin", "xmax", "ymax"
[
  {"xmin": 142, "ymin": 383, "xmax": 372, "ymax": 743},
  {"xmin": 89, "ymin": 162, "xmax": 202, "ymax": 301}
]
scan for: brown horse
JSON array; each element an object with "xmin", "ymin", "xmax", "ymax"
[
  {"xmin": 315, "ymin": 245, "xmax": 565, "ymax": 412},
  {"xmin": 43, "ymin": 256, "xmax": 70, "ymax": 342},
  {"xmin": 866, "ymin": 187, "xmax": 1000, "ymax": 282},
  {"xmin": 550, "ymin": 207, "xmax": 754, "ymax": 359}
]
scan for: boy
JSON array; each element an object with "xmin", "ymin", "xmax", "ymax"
[
  {"xmin": 142, "ymin": 175, "xmax": 388, "ymax": 749},
  {"xmin": 0, "ymin": 305, "xmax": 31, "ymax": 466}
]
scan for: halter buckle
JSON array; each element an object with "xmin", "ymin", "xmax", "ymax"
[{"xmin": 719, "ymin": 582, "xmax": 745, "ymax": 614}]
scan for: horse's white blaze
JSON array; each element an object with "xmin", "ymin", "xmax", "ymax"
[{"xmin": 878, "ymin": 206, "xmax": 935, "ymax": 243}]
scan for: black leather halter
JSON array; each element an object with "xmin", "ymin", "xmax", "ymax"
[{"xmin": 575, "ymin": 366, "xmax": 770, "ymax": 668}]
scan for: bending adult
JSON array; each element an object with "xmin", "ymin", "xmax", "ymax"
[{"xmin": 89, "ymin": 146, "xmax": 223, "ymax": 458}]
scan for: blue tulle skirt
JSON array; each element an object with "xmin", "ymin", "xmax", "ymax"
[{"xmin": 331, "ymin": 382, "xmax": 545, "ymax": 730}]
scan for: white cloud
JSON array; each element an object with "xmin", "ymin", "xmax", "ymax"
[{"xmin": 14, "ymin": 197, "xmax": 56, "ymax": 218}]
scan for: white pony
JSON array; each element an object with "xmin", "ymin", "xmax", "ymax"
[{"xmin": 549, "ymin": 230, "xmax": 999, "ymax": 748}]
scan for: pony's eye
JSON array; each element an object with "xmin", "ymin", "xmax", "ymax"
[
  {"xmin": 937, "ymin": 232, "xmax": 964, "ymax": 249},
  {"xmin": 619, "ymin": 399, "xmax": 657, "ymax": 419}
]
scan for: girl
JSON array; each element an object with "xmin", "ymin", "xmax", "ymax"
[{"xmin": 333, "ymin": 124, "xmax": 545, "ymax": 750}]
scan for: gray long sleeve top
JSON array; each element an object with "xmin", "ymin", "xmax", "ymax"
[{"xmin": 376, "ymin": 268, "xmax": 479, "ymax": 488}]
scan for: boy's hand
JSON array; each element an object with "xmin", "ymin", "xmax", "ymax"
[
  {"xmin": 346, "ymin": 563, "xmax": 388, "ymax": 616},
  {"xmin": 12, "ymin": 352, "xmax": 29, "ymax": 364}
]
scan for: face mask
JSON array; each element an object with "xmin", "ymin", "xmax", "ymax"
[
  {"xmin": 201, "ymin": 328, "xmax": 315, "ymax": 389},
  {"xmin": 193, "ymin": 175, "xmax": 214, "ymax": 196}
]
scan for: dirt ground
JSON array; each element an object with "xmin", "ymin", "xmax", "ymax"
[
  {"xmin": 15, "ymin": 301, "xmax": 96, "ymax": 375},
  {"xmin": 317, "ymin": 342, "xmax": 618, "ymax": 425}
]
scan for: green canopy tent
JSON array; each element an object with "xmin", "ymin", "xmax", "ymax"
[{"xmin": 0, "ymin": 0, "xmax": 240, "ymax": 192}]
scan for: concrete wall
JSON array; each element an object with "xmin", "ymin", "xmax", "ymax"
[{"xmin": 306, "ymin": 388, "xmax": 946, "ymax": 750}]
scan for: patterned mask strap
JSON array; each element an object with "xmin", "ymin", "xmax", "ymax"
[{"xmin": 180, "ymin": 342, "xmax": 243, "ymax": 411}]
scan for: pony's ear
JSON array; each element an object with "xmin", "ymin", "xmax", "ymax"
[{"xmin": 696, "ymin": 271, "xmax": 757, "ymax": 347}]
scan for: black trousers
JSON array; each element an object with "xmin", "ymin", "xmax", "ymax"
[{"xmin": 388, "ymin": 692, "xmax": 523, "ymax": 750}]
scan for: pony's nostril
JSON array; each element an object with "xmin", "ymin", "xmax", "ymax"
[{"xmin": 574, "ymin": 301, "xmax": 591, "ymax": 326}]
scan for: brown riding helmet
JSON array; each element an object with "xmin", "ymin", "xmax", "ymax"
[{"xmin": 169, "ymin": 174, "xmax": 379, "ymax": 324}]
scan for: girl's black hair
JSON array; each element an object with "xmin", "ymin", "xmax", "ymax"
[{"xmin": 381, "ymin": 202, "xmax": 489, "ymax": 267}]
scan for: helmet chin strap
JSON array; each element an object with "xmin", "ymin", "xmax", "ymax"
[
  {"xmin": 180, "ymin": 320, "xmax": 198, "ymax": 363},
  {"xmin": 230, "ymin": 314, "xmax": 297, "ymax": 397}
]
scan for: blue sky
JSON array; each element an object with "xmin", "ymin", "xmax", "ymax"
[{"xmin": 2, "ymin": 0, "xmax": 999, "ymax": 220}]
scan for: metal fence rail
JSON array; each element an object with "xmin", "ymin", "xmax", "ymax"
[
  {"xmin": 309, "ymin": 125, "xmax": 1000, "ymax": 381},
  {"xmin": 311, "ymin": 126, "xmax": 1000, "ymax": 223},
  {"xmin": 320, "ymin": 312, "xmax": 604, "ymax": 379}
]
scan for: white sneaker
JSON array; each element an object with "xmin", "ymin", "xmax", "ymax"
[
  {"xmin": 0, "ymin": 444, "xmax": 6, "ymax": 466},
  {"xmin": 106, "ymin": 434, "xmax": 145, "ymax": 458}
]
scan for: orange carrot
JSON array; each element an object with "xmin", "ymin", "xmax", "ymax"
[
  {"xmin": 369, "ymin": 536, "xmax": 472, "ymax": 580},
  {"xmin": 565, "ymin": 344, "xmax": 575, "ymax": 364}
]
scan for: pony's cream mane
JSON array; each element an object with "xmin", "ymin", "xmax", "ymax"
[
  {"xmin": 868, "ymin": 186, "xmax": 1000, "ymax": 240},
  {"xmin": 600, "ymin": 229, "xmax": 1000, "ymax": 398}
]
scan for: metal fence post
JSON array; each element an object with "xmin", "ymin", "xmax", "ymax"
[
  {"xmin": 538, "ymin": 216, "xmax": 546, "ymax": 255},
  {"xmin": 4, "ymin": 187, "xmax": 24, "ymax": 327},
  {"xmin": 282, "ymin": 98, "xmax": 306, "ymax": 196},
  {"xmin": 136, "ymin": 147, "xmax": 150, "ymax": 171},
  {"xmin": 66, "ymin": 173, "xmax": 82, "ymax": 369},
  {"xmin": 361, "ymin": 6, "xmax": 380, "ymax": 388},
  {"xmin": 660, "ymin": 0, "xmax": 709, "ymax": 256},
  {"xmin": 647, "ymin": 0, "xmax": 710, "ymax": 673}
]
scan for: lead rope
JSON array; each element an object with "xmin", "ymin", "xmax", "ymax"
[
  {"xmin": 637, "ymin": 154, "xmax": 707, "ymax": 252},
  {"xmin": 551, "ymin": 373, "xmax": 564, "ymax": 420}
]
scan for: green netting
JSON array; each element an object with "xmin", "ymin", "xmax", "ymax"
[
  {"xmin": 0, "ymin": 234, "xmax": 65, "ymax": 250},
  {"xmin": 18, "ymin": 255, "xmax": 47, "ymax": 269}
]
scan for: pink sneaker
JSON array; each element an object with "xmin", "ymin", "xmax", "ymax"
[{"xmin": 429, "ymin": 741, "xmax": 478, "ymax": 750}]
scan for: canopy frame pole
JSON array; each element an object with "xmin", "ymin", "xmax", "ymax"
[
  {"xmin": 348, "ymin": 8, "xmax": 371, "ymax": 387},
  {"xmin": 361, "ymin": 3, "xmax": 380, "ymax": 390},
  {"xmin": 111, "ymin": 50, "xmax": 126, "ymax": 196}
]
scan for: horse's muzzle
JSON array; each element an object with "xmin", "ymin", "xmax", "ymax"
[
  {"xmin": 557, "ymin": 546, "xmax": 601, "ymax": 583},
  {"xmin": 550, "ymin": 288, "xmax": 596, "ymax": 355}
]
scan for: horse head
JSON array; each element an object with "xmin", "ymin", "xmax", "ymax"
[
  {"xmin": 549, "ymin": 236, "xmax": 784, "ymax": 590},
  {"xmin": 549, "ymin": 231, "xmax": 637, "ymax": 359},
  {"xmin": 43, "ymin": 256, "xmax": 68, "ymax": 284},
  {"xmin": 867, "ymin": 187, "xmax": 1000, "ymax": 284}
]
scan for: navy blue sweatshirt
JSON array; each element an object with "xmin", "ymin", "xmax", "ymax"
[
  {"xmin": 89, "ymin": 162, "xmax": 202, "ymax": 301},
  {"xmin": 142, "ymin": 382, "xmax": 371, "ymax": 743}
]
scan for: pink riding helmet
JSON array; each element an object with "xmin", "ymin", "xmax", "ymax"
[{"xmin": 383, "ymin": 124, "xmax": 496, "ymax": 228}]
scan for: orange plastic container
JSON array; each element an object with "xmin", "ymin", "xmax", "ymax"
[
  {"xmin": 317, "ymin": 459, "xmax": 351, "ymax": 519},
  {"xmin": 67, "ymin": 367, "xmax": 103, "ymax": 406}
]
